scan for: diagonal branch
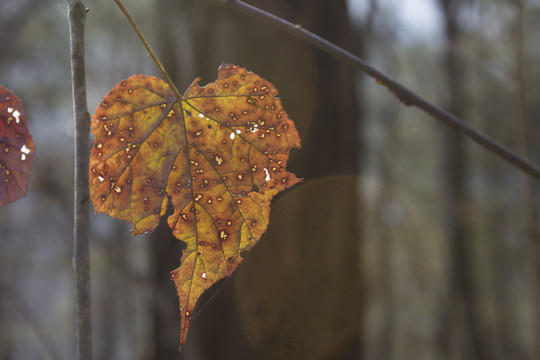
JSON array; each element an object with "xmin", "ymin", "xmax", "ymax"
[
  {"xmin": 203, "ymin": 0, "xmax": 540, "ymax": 181},
  {"xmin": 68, "ymin": 1, "xmax": 93, "ymax": 359}
]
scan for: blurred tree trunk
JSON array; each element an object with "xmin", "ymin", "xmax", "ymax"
[
  {"xmin": 280, "ymin": 2, "xmax": 364, "ymax": 358},
  {"xmin": 372, "ymin": 114, "xmax": 400, "ymax": 360},
  {"xmin": 284, "ymin": 0, "xmax": 362, "ymax": 178},
  {"xmin": 438, "ymin": 0, "xmax": 470, "ymax": 358},
  {"xmin": 437, "ymin": 1, "xmax": 501, "ymax": 360}
]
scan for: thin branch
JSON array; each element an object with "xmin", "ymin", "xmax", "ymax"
[
  {"xmin": 112, "ymin": 0, "xmax": 184, "ymax": 102},
  {"xmin": 68, "ymin": 1, "xmax": 93, "ymax": 360},
  {"xmin": 203, "ymin": 0, "xmax": 540, "ymax": 181}
]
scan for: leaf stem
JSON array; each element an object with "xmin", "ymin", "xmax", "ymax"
[
  {"xmin": 112, "ymin": 0, "xmax": 184, "ymax": 101},
  {"xmin": 204, "ymin": 0, "xmax": 540, "ymax": 181}
]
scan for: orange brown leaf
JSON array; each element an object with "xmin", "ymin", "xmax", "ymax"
[
  {"xmin": 0, "ymin": 85, "xmax": 35, "ymax": 207},
  {"xmin": 89, "ymin": 64, "xmax": 301, "ymax": 347}
]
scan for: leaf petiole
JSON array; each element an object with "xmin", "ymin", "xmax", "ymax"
[{"xmin": 112, "ymin": 0, "xmax": 184, "ymax": 102}]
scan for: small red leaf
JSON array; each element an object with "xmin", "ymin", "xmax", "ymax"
[{"xmin": 0, "ymin": 85, "xmax": 35, "ymax": 206}]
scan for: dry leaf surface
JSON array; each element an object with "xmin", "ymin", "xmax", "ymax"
[
  {"xmin": 89, "ymin": 64, "xmax": 301, "ymax": 346},
  {"xmin": 0, "ymin": 85, "xmax": 35, "ymax": 206}
]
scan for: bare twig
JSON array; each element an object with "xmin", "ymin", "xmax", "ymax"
[
  {"xmin": 68, "ymin": 1, "xmax": 93, "ymax": 359},
  {"xmin": 203, "ymin": 0, "xmax": 540, "ymax": 180},
  {"xmin": 112, "ymin": 0, "xmax": 184, "ymax": 102}
]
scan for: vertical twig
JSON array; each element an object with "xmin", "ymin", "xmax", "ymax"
[{"xmin": 68, "ymin": 1, "xmax": 92, "ymax": 359}]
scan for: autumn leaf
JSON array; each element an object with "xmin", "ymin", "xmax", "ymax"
[
  {"xmin": 0, "ymin": 85, "xmax": 35, "ymax": 207},
  {"xmin": 89, "ymin": 64, "xmax": 301, "ymax": 347}
]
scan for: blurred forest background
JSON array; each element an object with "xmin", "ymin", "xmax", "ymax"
[{"xmin": 1, "ymin": 0, "xmax": 539, "ymax": 359}]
